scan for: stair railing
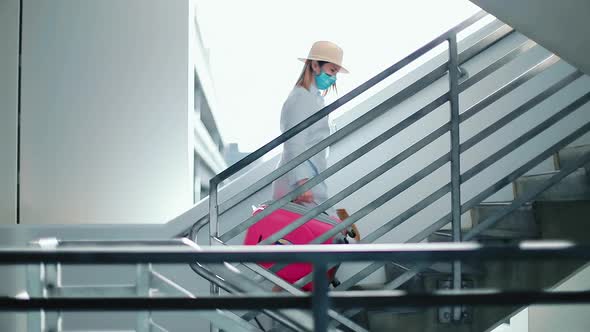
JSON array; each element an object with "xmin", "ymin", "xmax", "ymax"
[
  {"xmin": 25, "ymin": 238, "xmax": 259, "ymax": 332},
  {"xmin": 8, "ymin": 241, "xmax": 590, "ymax": 332},
  {"xmin": 188, "ymin": 9, "xmax": 590, "ymax": 330}
]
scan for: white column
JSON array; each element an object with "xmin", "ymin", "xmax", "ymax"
[
  {"xmin": 0, "ymin": 0, "xmax": 19, "ymax": 226},
  {"xmin": 19, "ymin": 0, "xmax": 194, "ymax": 224},
  {"xmin": 0, "ymin": 0, "xmax": 25, "ymax": 330}
]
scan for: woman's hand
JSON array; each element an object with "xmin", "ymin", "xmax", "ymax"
[{"xmin": 293, "ymin": 178, "xmax": 314, "ymax": 204}]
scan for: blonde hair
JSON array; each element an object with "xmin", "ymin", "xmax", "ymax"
[{"xmin": 295, "ymin": 60, "xmax": 337, "ymax": 97}]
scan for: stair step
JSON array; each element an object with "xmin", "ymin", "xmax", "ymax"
[
  {"xmin": 533, "ymin": 199, "xmax": 590, "ymax": 243},
  {"xmin": 470, "ymin": 202, "xmax": 539, "ymax": 239},
  {"xmin": 513, "ymin": 168, "xmax": 590, "ymax": 201},
  {"xmin": 423, "ymin": 262, "xmax": 484, "ymax": 276},
  {"xmin": 554, "ymin": 144, "xmax": 590, "ymax": 171}
]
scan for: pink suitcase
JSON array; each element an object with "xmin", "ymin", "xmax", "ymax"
[{"xmin": 243, "ymin": 202, "xmax": 346, "ymax": 291}]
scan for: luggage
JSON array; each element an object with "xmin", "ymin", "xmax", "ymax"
[{"xmin": 243, "ymin": 201, "xmax": 348, "ymax": 291}]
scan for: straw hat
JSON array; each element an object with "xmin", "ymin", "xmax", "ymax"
[{"xmin": 298, "ymin": 41, "xmax": 349, "ymax": 74}]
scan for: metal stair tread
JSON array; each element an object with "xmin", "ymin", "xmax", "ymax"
[
  {"xmin": 513, "ymin": 167, "xmax": 590, "ymax": 202},
  {"xmin": 476, "ymin": 201, "xmax": 533, "ymax": 207},
  {"xmin": 517, "ymin": 167, "xmax": 585, "ymax": 179},
  {"xmin": 435, "ymin": 228, "xmax": 534, "ymax": 239},
  {"xmin": 555, "ymin": 144, "xmax": 590, "ymax": 170}
]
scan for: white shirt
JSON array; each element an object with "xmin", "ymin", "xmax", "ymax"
[{"xmin": 272, "ymin": 83, "xmax": 332, "ymax": 213}]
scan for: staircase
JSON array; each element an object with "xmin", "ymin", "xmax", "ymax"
[
  {"xmin": 5, "ymin": 9, "xmax": 590, "ymax": 332},
  {"xmin": 351, "ymin": 145, "xmax": 590, "ymax": 331}
]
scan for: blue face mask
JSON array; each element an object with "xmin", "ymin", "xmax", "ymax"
[{"xmin": 314, "ymin": 70, "xmax": 337, "ymax": 90}]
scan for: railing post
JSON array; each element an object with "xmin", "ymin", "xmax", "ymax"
[
  {"xmin": 208, "ymin": 179, "xmax": 220, "ymax": 332},
  {"xmin": 448, "ymin": 32, "xmax": 463, "ymax": 322},
  {"xmin": 26, "ymin": 263, "xmax": 42, "ymax": 332},
  {"xmin": 44, "ymin": 262, "xmax": 62, "ymax": 332},
  {"xmin": 136, "ymin": 264, "xmax": 151, "ymax": 332},
  {"xmin": 312, "ymin": 263, "xmax": 330, "ymax": 332}
]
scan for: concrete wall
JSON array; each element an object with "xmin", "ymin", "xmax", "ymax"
[
  {"xmin": 470, "ymin": 0, "xmax": 590, "ymax": 75},
  {"xmin": 0, "ymin": 0, "xmax": 19, "ymax": 226},
  {"xmin": 19, "ymin": 0, "xmax": 194, "ymax": 224}
]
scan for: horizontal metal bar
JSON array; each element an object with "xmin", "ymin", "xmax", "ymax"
[
  {"xmin": 336, "ymin": 289, "xmax": 590, "ymax": 308},
  {"xmin": 308, "ymin": 153, "xmax": 451, "ymax": 246},
  {"xmin": 220, "ymin": 91, "xmax": 450, "ymax": 243},
  {"xmin": 460, "ymin": 70, "xmax": 584, "ymax": 152},
  {"xmin": 458, "ymin": 40, "xmax": 538, "ymax": 93},
  {"xmin": 212, "ymin": 11, "xmax": 487, "ymax": 184},
  {"xmin": 190, "ymin": 262, "xmax": 240, "ymax": 294},
  {"xmin": 361, "ymin": 183, "xmax": 452, "ymax": 244},
  {"xmin": 334, "ymin": 262, "xmax": 383, "ymax": 291},
  {"xmin": 150, "ymin": 320, "xmax": 170, "ymax": 332},
  {"xmin": 6, "ymin": 241, "xmax": 590, "ymax": 265},
  {"xmin": 237, "ymin": 262, "xmax": 368, "ymax": 332},
  {"xmin": 336, "ymin": 263, "xmax": 431, "ymax": 320},
  {"xmin": 261, "ymin": 127, "xmax": 452, "ymax": 248},
  {"xmin": 338, "ymin": 218, "xmax": 451, "ymax": 300},
  {"xmin": 46, "ymin": 239, "xmax": 189, "ymax": 247},
  {"xmin": 458, "ymin": 24, "xmax": 513, "ymax": 63},
  {"xmin": 219, "ymin": 71, "xmax": 448, "ymax": 220},
  {"xmin": 372, "ymin": 119, "xmax": 590, "ymax": 294},
  {"xmin": 53, "ymin": 285, "xmax": 137, "ymax": 297},
  {"xmin": 189, "ymin": 263, "xmax": 305, "ymax": 331},
  {"xmin": 383, "ymin": 263, "xmax": 431, "ymax": 291},
  {"xmin": 462, "ymin": 92, "xmax": 590, "ymax": 183},
  {"xmin": 461, "ymin": 54, "xmax": 559, "ymax": 124},
  {"xmin": 150, "ymin": 269, "xmax": 195, "ymax": 298},
  {"xmin": 221, "ymin": 35, "xmax": 542, "ymax": 286},
  {"xmin": 203, "ymin": 310, "xmax": 264, "ymax": 332},
  {"xmin": 290, "ymin": 155, "xmax": 452, "ymax": 286},
  {"xmin": 220, "ymin": 34, "xmax": 532, "ymax": 244},
  {"xmin": 463, "ymin": 120, "xmax": 590, "ymax": 214},
  {"xmin": 4, "ymin": 290, "xmax": 590, "ymax": 311},
  {"xmin": 189, "ymin": 263, "xmax": 310, "ymax": 332},
  {"xmin": 330, "ymin": 184, "xmax": 453, "ymax": 291}
]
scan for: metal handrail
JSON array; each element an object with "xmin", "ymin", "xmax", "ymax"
[
  {"xmin": 27, "ymin": 238, "xmax": 262, "ymax": 332},
  {"xmin": 5, "ymin": 290, "xmax": 590, "ymax": 310},
  {"xmin": 333, "ymin": 123, "xmax": 590, "ymax": 296},
  {"xmin": 190, "ymin": 9, "xmax": 589, "ymax": 329},
  {"xmin": 7, "ymin": 241, "xmax": 590, "ymax": 264},
  {"xmin": 188, "ymin": 262, "xmax": 314, "ymax": 332},
  {"xmin": 261, "ymin": 52, "xmax": 566, "ymax": 276},
  {"xmin": 206, "ymin": 11, "xmax": 492, "ymax": 246},
  {"xmin": 13, "ymin": 240, "xmax": 590, "ymax": 332},
  {"xmin": 329, "ymin": 148, "xmax": 590, "ymax": 325},
  {"xmin": 210, "ymin": 10, "xmax": 488, "ymax": 186},
  {"xmin": 211, "ymin": 22, "xmax": 515, "ymax": 223},
  {"xmin": 218, "ymin": 34, "xmax": 536, "ymax": 244},
  {"xmin": 284, "ymin": 76, "xmax": 590, "ymax": 291}
]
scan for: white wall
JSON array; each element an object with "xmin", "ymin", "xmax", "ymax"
[
  {"xmin": 0, "ymin": 0, "xmax": 19, "ymax": 226},
  {"xmin": 528, "ymin": 264, "xmax": 590, "ymax": 332},
  {"xmin": 490, "ymin": 309, "xmax": 528, "ymax": 332},
  {"xmin": 0, "ymin": 0, "xmax": 24, "ymax": 308},
  {"xmin": 19, "ymin": 0, "xmax": 194, "ymax": 224},
  {"xmin": 0, "ymin": 0, "xmax": 22, "ymax": 318}
]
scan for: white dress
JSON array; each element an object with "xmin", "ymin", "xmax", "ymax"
[{"xmin": 271, "ymin": 83, "xmax": 333, "ymax": 215}]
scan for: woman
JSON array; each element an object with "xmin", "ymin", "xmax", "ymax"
[{"xmin": 272, "ymin": 41, "xmax": 348, "ymax": 215}]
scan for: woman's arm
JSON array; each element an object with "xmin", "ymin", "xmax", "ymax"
[{"xmin": 281, "ymin": 91, "xmax": 318, "ymax": 202}]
